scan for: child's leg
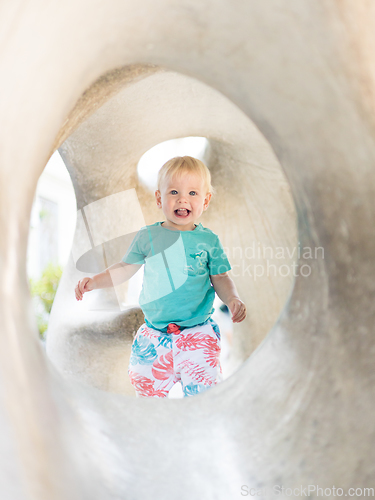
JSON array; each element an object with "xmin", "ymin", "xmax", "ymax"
[
  {"xmin": 174, "ymin": 318, "xmax": 223, "ymax": 398},
  {"xmin": 128, "ymin": 323, "xmax": 178, "ymax": 398}
]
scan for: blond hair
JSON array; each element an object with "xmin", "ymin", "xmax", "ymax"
[{"xmin": 157, "ymin": 156, "xmax": 214, "ymax": 195}]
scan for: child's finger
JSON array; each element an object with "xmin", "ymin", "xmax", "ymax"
[
  {"xmin": 231, "ymin": 302, "xmax": 242, "ymax": 317},
  {"xmin": 238, "ymin": 309, "xmax": 247, "ymax": 321},
  {"xmin": 232, "ymin": 312, "xmax": 239, "ymax": 321},
  {"xmin": 232, "ymin": 311, "xmax": 242, "ymax": 322},
  {"xmin": 79, "ymin": 279, "xmax": 87, "ymax": 294},
  {"xmin": 233, "ymin": 310, "xmax": 246, "ymax": 323},
  {"xmin": 230, "ymin": 302, "xmax": 240, "ymax": 317},
  {"xmin": 76, "ymin": 281, "xmax": 85, "ymax": 300},
  {"xmin": 232, "ymin": 305, "xmax": 246, "ymax": 322}
]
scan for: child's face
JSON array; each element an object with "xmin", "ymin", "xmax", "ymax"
[{"xmin": 155, "ymin": 172, "xmax": 212, "ymax": 231}]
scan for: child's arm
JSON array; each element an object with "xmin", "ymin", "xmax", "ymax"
[
  {"xmin": 210, "ymin": 272, "xmax": 247, "ymax": 323},
  {"xmin": 75, "ymin": 261, "xmax": 142, "ymax": 301}
]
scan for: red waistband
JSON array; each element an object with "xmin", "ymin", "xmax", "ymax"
[{"xmin": 167, "ymin": 323, "xmax": 182, "ymax": 334}]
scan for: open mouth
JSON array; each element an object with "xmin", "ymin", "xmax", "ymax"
[{"xmin": 175, "ymin": 209, "xmax": 190, "ymax": 217}]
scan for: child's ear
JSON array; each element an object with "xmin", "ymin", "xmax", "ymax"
[
  {"xmin": 155, "ymin": 190, "xmax": 162, "ymax": 208},
  {"xmin": 203, "ymin": 192, "xmax": 212, "ymax": 210}
]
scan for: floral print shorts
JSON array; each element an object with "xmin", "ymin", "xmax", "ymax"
[{"xmin": 128, "ymin": 318, "xmax": 223, "ymax": 398}]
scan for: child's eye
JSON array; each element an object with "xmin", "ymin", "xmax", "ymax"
[
  {"xmin": 189, "ymin": 191, "xmax": 197, "ymax": 196},
  {"xmin": 170, "ymin": 190, "xmax": 178, "ymax": 195}
]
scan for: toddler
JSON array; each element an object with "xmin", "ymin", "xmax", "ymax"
[{"xmin": 75, "ymin": 156, "xmax": 246, "ymax": 398}]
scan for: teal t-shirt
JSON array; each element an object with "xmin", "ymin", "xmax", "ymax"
[{"xmin": 121, "ymin": 221, "xmax": 231, "ymax": 331}]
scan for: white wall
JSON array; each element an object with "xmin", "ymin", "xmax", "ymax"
[{"xmin": 27, "ymin": 151, "xmax": 77, "ymax": 279}]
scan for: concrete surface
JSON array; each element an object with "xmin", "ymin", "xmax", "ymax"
[{"xmin": 1, "ymin": 1, "xmax": 375, "ymax": 499}]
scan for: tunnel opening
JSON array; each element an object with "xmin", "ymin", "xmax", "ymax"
[
  {"xmin": 27, "ymin": 150, "xmax": 77, "ymax": 345},
  {"xmin": 44, "ymin": 65, "xmax": 298, "ymax": 400}
]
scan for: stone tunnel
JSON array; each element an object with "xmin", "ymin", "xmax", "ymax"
[{"xmin": 0, "ymin": 1, "xmax": 375, "ymax": 499}]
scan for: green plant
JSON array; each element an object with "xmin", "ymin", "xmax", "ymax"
[{"xmin": 29, "ymin": 262, "xmax": 63, "ymax": 338}]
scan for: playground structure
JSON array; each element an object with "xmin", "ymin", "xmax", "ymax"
[{"xmin": 0, "ymin": 1, "xmax": 375, "ymax": 499}]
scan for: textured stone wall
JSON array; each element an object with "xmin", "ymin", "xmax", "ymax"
[
  {"xmin": 46, "ymin": 68, "xmax": 296, "ymax": 395},
  {"xmin": 0, "ymin": 1, "xmax": 375, "ymax": 499}
]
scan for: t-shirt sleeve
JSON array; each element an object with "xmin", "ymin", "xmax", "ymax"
[
  {"xmin": 121, "ymin": 229, "xmax": 146, "ymax": 265},
  {"xmin": 208, "ymin": 235, "xmax": 232, "ymax": 275}
]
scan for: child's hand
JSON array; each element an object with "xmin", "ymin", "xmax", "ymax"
[
  {"xmin": 75, "ymin": 277, "xmax": 95, "ymax": 301},
  {"xmin": 227, "ymin": 298, "xmax": 247, "ymax": 323}
]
